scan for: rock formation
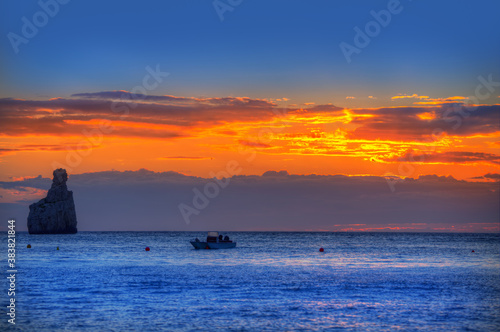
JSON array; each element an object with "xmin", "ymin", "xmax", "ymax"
[{"xmin": 27, "ymin": 169, "xmax": 78, "ymax": 234}]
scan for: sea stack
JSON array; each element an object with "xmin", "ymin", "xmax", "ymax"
[{"xmin": 27, "ymin": 168, "xmax": 78, "ymax": 234}]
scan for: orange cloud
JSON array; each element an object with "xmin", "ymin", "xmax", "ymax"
[
  {"xmin": 416, "ymin": 112, "xmax": 436, "ymax": 120},
  {"xmin": 414, "ymin": 96, "xmax": 469, "ymax": 105},
  {"xmin": 0, "ymin": 93, "xmax": 498, "ymax": 181},
  {"xmin": 391, "ymin": 94, "xmax": 429, "ymax": 100}
]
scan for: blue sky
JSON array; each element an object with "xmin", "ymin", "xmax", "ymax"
[{"xmin": 1, "ymin": 0, "xmax": 499, "ymax": 106}]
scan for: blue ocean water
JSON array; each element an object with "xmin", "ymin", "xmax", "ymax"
[{"xmin": 1, "ymin": 232, "xmax": 499, "ymax": 331}]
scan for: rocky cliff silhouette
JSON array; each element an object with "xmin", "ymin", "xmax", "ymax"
[{"xmin": 27, "ymin": 168, "xmax": 78, "ymax": 234}]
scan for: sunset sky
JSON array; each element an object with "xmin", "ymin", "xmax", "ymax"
[{"xmin": 0, "ymin": 1, "xmax": 498, "ymax": 232}]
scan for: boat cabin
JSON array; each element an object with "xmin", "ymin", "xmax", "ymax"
[
  {"xmin": 191, "ymin": 231, "xmax": 236, "ymax": 249},
  {"xmin": 206, "ymin": 231, "xmax": 232, "ymax": 243}
]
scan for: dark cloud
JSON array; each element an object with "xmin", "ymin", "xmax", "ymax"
[
  {"xmin": 71, "ymin": 91, "xmax": 192, "ymax": 103},
  {"xmin": 0, "ymin": 92, "xmax": 282, "ymax": 137},
  {"xmin": 0, "ymin": 175, "xmax": 49, "ymax": 190},
  {"xmin": 1, "ymin": 169, "xmax": 497, "ymax": 232},
  {"xmin": 0, "ymin": 94, "xmax": 497, "ymax": 141},
  {"xmin": 484, "ymin": 173, "xmax": 500, "ymax": 180},
  {"xmin": 350, "ymin": 104, "xmax": 500, "ymax": 140},
  {"xmin": 303, "ymin": 104, "xmax": 343, "ymax": 113},
  {"xmin": 384, "ymin": 151, "xmax": 500, "ymax": 165},
  {"xmin": 262, "ymin": 170, "xmax": 290, "ymax": 177},
  {"xmin": 70, "ymin": 91, "xmax": 276, "ymax": 108},
  {"xmin": 471, "ymin": 173, "xmax": 500, "ymax": 180}
]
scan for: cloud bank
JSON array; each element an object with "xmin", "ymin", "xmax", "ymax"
[{"xmin": 1, "ymin": 169, "xmax": 498, "ymax": 232}]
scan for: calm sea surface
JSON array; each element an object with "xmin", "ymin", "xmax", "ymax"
[{"xmin": 1, "ymin": 232, "xmax": 499, "ymax": 331}]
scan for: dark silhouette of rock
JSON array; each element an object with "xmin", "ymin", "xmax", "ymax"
[{"xmin": 27, "ymin": 169, "xmax": 78, "ymax": 234}]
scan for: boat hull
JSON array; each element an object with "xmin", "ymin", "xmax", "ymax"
[{"xmin": 190, "ymin": 241, "xmax": 236, "ymax": 249}]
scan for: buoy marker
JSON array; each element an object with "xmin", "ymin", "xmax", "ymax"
[
  {"xmin": 27, "ymin": 244, "xmax": 31, "ymax": 248},
  {"xmin": 145, "ymin": 247, "xmax": 150, "ymax": 251},
  {"xmin": 319, "ymin": 247, "xmax": 324, "ymax": 252}
]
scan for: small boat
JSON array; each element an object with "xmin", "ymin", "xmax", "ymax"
[{"xmin": 190, "ymin": 231, "xmax": 236, "ymax": 249}]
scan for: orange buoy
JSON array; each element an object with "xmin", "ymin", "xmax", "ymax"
[
  {"xmin": 472, "ymin": 250, "xmax": 475, "ymax": 253},
  {"xmin": 145, "ymin": 247, "xmax": 150, "ymax": 251},
  {"xmin": 319, "ymin": 247, "xmax": 324, "ymax": 252},
  {"xmin": 27, "ymin": 244, "xmax": 31, "ymax": 248},
  {"xmin": 205, "ymin": 245, "xmax": 210, "ymax": 250}
]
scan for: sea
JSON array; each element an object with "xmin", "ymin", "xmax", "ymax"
[{"xmin": 1, "ymin": 232, "xmax": 499, "ymax": 331}]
